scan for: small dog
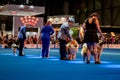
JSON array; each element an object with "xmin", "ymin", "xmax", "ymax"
[
  {"xmin": 66, "ymin": 40, "xmax": 79, "ymax": 60},
  {"xmin": 81, "ymin": 41, "xmax": 103, "ymax": 63},
  {"xmin": 81, "ymin": 43, "xmax": 88, "ymax": 61},
  {"xmin": 11, "ymin": 42, "xmax": 19, "ymax": 56}
]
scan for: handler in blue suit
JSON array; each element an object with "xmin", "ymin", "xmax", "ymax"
[
  {"xmin": 40, "ymin": 21, "xmax": 54, "ymax": 58},
  {"xmin": 18, "ymin": 24, "xmax": 26, "ymax": 56}
]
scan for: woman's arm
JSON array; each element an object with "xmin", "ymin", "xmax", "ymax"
[
  {"xmin": 96, "ymin": 19, "xmax": 104, "ymax": 39},
  {"xmin": 50, "ymin": 26, "xmax": 54, "ymax": 35}
]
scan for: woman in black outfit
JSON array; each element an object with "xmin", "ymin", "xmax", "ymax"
[{"xmin": 82, "ymin": 13, "xmax": 104, "ymax": 64}]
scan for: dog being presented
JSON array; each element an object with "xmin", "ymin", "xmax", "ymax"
[
  {"xmin": 11, "ymin": 41, "xmax": 19, "ymax": 56},
  {"xmin": 66, "ymin": 40, "xmax": 79, "ymax": 60},
  {"xmin": 81, "ymin": 40, "xmax": 104, "ymax": 63}
]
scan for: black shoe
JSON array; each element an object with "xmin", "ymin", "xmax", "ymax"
[
  {"xmin": 19, "ymin": 54, "xmax": 25, "ymax": 56},
  {"xmin": 60, "ymin": 58, "xmax": 68, "ymax": 60},
  {"xmin": 86, "ymin": 60, "xmax": 90, "ymax": 64},
  {"xmin": 95, "ymin": 61, "xmax": 101, "ymax": 64},
  {"xmin": 45, "ymin": 55, "xmax": 49, "ymax": 58}
]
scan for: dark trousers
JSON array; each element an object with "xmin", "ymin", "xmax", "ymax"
[
  {"xmin": 41, "ymin": 39, "xmax": 50, "ymax": 57},
  {"xmin": 19, "ymin": 38, "xmax": 25, "ymax": 56},
  {"xmin": 59, "ymin": 39, "xmax": 67, "ymax": 59},
  {"xmin": 42, "ymin": 44, "xmax": 50, "ymax": 57}
]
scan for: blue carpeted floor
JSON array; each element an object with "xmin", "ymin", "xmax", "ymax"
[{"xmin": 0, "ymin": 48, "xmax": 120, "ymax": 80}]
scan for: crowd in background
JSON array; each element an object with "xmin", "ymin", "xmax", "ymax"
[{"xmin": 0, "ymin": 32, "xmax": 120, "ymax": 48}]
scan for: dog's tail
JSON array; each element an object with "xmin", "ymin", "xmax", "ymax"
[{"xmin": 81, "ymin": 43, "xmax": 87, "ymax": 55}]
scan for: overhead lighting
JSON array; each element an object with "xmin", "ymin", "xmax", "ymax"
[
  {"xmin": 0, "ymin": 6, "xmax": 4, "ymax": 9},
  {"xmin": 20, "ymin": 16, "xmax": 39, "ymax": 27},
  {"xmin": 29, "ymin": 5, "xmax": 34, "ymax": 9},
  {"xmin": 19, "ymin": 4, "xmax": 24, "ymax": 9},
  {"xmin": 19, "ymin": 5, "xmax": 34, "ymax": 11}
]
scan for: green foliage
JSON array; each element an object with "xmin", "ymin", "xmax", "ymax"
[{"xmin": 70, "ymin": 27, "xmax": 79, "ymax": 39}]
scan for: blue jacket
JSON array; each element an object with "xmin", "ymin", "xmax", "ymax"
[
  {"xmin": 41, "ymin": 25, "xmax": 54, "ymax": 40},
  {"xmin": 18, "ymin": 26, "xmax": 26, "ymax": 40}
]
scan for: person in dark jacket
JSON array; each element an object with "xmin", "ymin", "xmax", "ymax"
[{"xmin": 18, "ymin": 24, "xmax": 26, "ymax": 56}]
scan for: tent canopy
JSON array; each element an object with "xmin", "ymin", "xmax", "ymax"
[{"xmin": 0, "ymin": 4, "xmax": 45, "ymax": 16}]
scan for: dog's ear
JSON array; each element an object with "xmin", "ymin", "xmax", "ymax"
[
  {"xmin": 99, "ymin": 41, "xmax": 105, "ymax": 46},
  {"xmin": 98, "ymin": 42, "xmax": 102, "ymax": 46},
  {"xmin": 99, "ymin": 39, "xmax": 106, "ymax": 46}
]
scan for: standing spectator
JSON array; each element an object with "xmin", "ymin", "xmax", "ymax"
[
  {"xmin": 57, "ymin": 18, "xmax": 74, "ymax": 60},
  {"xmin": 18, "ymin": 24, "xmax": 26, "ymax": 56},
  {"xmin": 40, "ymin": 21, "xmax": 54, "ymax": 58},
  {"xmin": 33, "ymin": 35, "xmax": 37, "ymax": 44},
  {"xmin": 82, "ymin": 13, "xmax": 104, "ymax": 64}
]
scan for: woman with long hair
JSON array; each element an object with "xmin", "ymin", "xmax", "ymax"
[{"xmin": 82, "ymin": 13, "xmax": 104, "ymax": 64}]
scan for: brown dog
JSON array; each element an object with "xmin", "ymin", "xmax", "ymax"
[
  {"xmin": 81, "ymin": 41, "xmax": 103, "ymax": 63},
  {"xmin": 66, "ymin": 40, "xmax": 79, "ymax": 60}
]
